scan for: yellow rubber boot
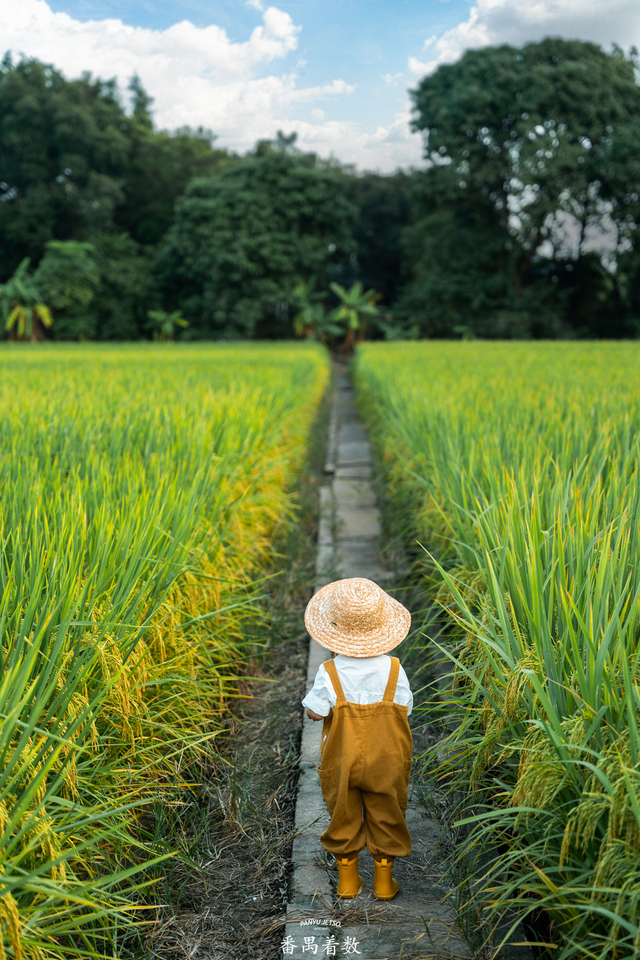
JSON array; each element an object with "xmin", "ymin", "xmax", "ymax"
[
  {"xmin": 336, "ymin": 855, "xmax": 363, "ymax": 898},
  {"xmin": 373, "ymin": 857, "xmax": 399, "ymax": 900}
]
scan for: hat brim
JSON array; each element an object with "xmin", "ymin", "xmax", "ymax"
[{"xmin": 304, "ymin": 579, "xmax": 411, "ymax": 657}]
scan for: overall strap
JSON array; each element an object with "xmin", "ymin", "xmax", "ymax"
[
  {"xmin": 383, "ymin": 657, "xmax": 400, "ymax": 702},
  {"xmin": 324, "ymin": 658, "xmax": 346, "ymax": 704}
]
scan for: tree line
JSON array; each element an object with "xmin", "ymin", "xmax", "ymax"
[{"xmin": 1, "ymin": 38, "xmax": 639, "ymax": 341}]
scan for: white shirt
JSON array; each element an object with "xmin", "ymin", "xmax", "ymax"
[{"xmin": 302, "ymin": 654, "xmax": 413, "ymax": 717}]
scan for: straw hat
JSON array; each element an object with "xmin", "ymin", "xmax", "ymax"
[{"xmin": 304, "ymin": 577, "xmax": 411, "ymax": 657}]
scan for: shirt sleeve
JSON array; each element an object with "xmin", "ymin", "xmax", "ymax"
[
  {"xmin": 396, "ymin": 663, "xmax": 413, "ymax": 716},
  {"xmin": 301, "ymin": 661, "xmax": 337, "ymax": 717}
]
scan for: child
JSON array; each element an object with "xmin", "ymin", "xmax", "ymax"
[{"xmin": 302, "ymin": 576, "xmax": 413, "ymax": 901}]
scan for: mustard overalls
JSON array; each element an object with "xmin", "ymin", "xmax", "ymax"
[{"xmin": 317, "ymin": 657, "xmax": 413, "ymax": 858}]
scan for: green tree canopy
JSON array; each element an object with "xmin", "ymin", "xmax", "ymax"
[
  {"xmin": 0, "ymin": 56, "xmax": 128, "ymax": 271},
  {"xmin": 342, "ymin": 171, "xmax": 413, "ymax": 306},
  {"xmin": 29, "ymin": 237, "xmax": 155, "ymax": 341},
  {"xmin": 402, "ymin": 39, "xmax": 640, "ymax": 337},
  {"xmin": 34, "ymin": 240, "xmax": 100, "ymax": 339},
  {"xmin": 90, "ymin": 233, "xmax": 156, "ymax": 340},
  {"xmin": 159, "ymin": 137, "xmax": 356, "ymax": 338},
  {"xmin": 116, "ymin": 75, "xmax": 231, "ymax": 246},
  {"xmin": 0, "ymin": 55, "xmax": 230, "ymax": 275}
]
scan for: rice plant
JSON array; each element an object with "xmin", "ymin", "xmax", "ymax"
[
  {"xmin": 355, "ymin": 341, "xmax": 640, "ymax": 959},
  {"xmin": 0, "ymin": 342, "xmax": 328, "ymax": 959}
]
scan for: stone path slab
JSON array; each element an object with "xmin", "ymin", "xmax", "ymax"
[
  {"xmin": 335, "ymin": 469, "xmax": 372, "ymax": 484},
  {"xmin": 336, "ymin": 441, "xmax": 371, "ymax": 466},
  {"xmin": 285, "ymin": 366, "xmax": 472, "ymax": 959},
  {"xmin": 333, "ymin": 480, "xmax": 377, "ymax": 509}
]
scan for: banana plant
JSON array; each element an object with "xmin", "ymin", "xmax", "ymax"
[
  {"xmin": 291, "ymin": 280, "xmax": 342, "ymax": 341},
  {"xmin": 328, "ymin": 281, "xmax": 381, "ymax": 353},
  {"xmin": 146, "ymin": 309, "xmax": 189, "ymax": 342},
  {"xmin": 1, "ymin": 258, "xmax": 53, "ymax": 341}
]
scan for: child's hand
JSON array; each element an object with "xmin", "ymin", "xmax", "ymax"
[{"xmin": 305, "ymin": 707, "xmax": 325, "ymax": 722}]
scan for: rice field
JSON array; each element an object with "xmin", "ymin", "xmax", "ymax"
[
  {"xmin": 355, "ymin": 342, "xmax": 640, "ymax": 959},
  {"xmin": 0, "ymin": 343, "xmax": 328, "ymax": 959}
]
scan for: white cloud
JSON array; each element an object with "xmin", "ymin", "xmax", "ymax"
[
  {"xmin": 311, "ymin": 108, "xmax": 325, "ymax": 120},
  {"xmin": 6, "ymin": 0, "xmax": 300, "ymax": 84},
  {"xmin": 381, "ymin": 72, "xmax": 404, "ymax": 86},
  {"xmin": 2, "ymin": 0, "xmax": 420, "ymax": 171},
  {"xmin": 410, "ymin": 0, "xmax": 640, "ymax": 76},
  {"xmin": 408, "ymin": 56, "xmax": 432, "ymax": 77},
  {"xmin": 281, "ymin": 79, "xmax": 356, "ymax": 104},
  {"xmin": 287, "ymin": 106, "xmax": 423, "ymax": 171}
]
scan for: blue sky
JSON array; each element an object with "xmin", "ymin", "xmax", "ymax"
[
  {"xmin": 5, "ymin": 0, "xmax": 640, "ymax": 170},
  {"xmin": 45, "ymin": 0, "xmax": 472, "ymax": 41}
]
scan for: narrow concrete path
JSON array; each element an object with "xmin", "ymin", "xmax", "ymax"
[{"xmin": 284, "ymin": 367, "xmax": 470, "ymax": 959}]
